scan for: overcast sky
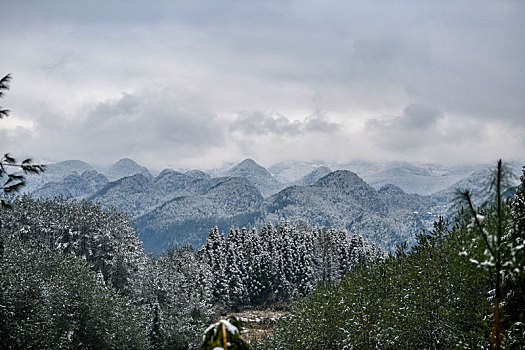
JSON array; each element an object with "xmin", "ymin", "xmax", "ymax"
[{"xmin": 1, "ymin": 0, "xmax": 524, "ymax": 170}]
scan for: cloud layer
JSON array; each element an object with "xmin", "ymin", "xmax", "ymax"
[
  {"xmin": 231, "ymin": 111, "xmax": 340, "ymax": 136},
  {"xmin": 0, "ymin": 1, "xmax": 523, "ymax": 169},
  {"xmin": 367, "ymin": 104, "xmax": 445, "ymax": 151}
]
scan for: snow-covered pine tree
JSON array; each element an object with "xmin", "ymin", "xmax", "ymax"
[
  {"xmin": 144, "ymin": 245, "xmax": 214, "ymax": 349},
  {"xmin": 198, "ymin": 221, "xmax": 382, "ymax": 309},
  {"xmin": 199, "ymin": 227, "xmax": 230, "ymax": 307},
  {"xmin": 0, "ymin": 196, "xmax": 146, "ymax": 296},
  {"xmin": 290, "ymin": 221, "xmax": 316, "ymax": 297},
  {"xmin": 226, "ymin": 228, "xmax": 249, "ymax": 308}
]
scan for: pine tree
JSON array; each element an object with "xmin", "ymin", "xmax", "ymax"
[
  {"xmin": 292, "ymin": 223, "xmax": 316, "ymax": 297},
  {"xmin": 226, "ymin": 228, "xmax": 249, "ymax": 308},
  {"xmin": 0, "ymin": 236, "xmax": 148, "ymax": 349},
  {"xmin": 199, "ymin": 227, "xmax": 230, "ymax": 306},
  {"xmin": 458, "ymin": 160, "xmax": 515, "ymax": 350},
  {"xmin": 0, "ymin": 196, "xmax": 146, "ymax": 296},
  {"xmin": 503, "ymin": 166, "xmax": 525, "ymax": 348},
  {"xmin": 144, "ymin": 245, "xmax": 214, "ymax": 349}
]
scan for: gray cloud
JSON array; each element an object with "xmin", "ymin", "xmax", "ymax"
[
  {"xmin": 0, "ymin": 87, "xmax": 226, "ymax": 168},
  {"xmin": 231, "ymin": 111, "xmax": 340, "ymax": 136},
  {"xmin": 231, "ymin": 111, "xmax": 302, "ymax": 136},
  {"xmin": 396, "ymin": 104, "xmax": 443, "ymax": 130},
  {"xmin": 303, "ymin": 112, "xmax": 341, "ymax": 133},
  {"xmin": 80, "ymin": 89, "xmax": 224, "ymax": 150},
  {"xmin": 366, "ymin": 103, "xmax": 445, "ymax": 152}
]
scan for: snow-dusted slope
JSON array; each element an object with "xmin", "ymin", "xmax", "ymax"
[
  {"xmin": 24, "ymin": 159, "xmax": 95, "ymax": 193},
  {"xmin": 89, "ymin": 173, "xmax": 161, "ymax": 217},
  {"xmin": 32, "ymin": 170, "xmax": 108, "ymax": 199},
  {"xmin": 103, "ymin": 158, "xmax": 151, "ymax": 182},
  {"xmin": 154, "ymin": 170, "xmax": 226, "ymax": 200},
  {"xmin": 261, "ymin": 171, "xmax": 425, "ymax": 251},
  {"xmin": 137, "ymin": 177, "xmax": 264, "ymax": 253},
  {"xmin": 226, "ymin": 158, "xmax": 283, "ymax": 197},
  {"xmin": 185, "ymin": 169, "xmax": 212, "ymax": 180},
  {"xmin": 292, "ymin": 166, "xmax": 332, "ymax": 186}
]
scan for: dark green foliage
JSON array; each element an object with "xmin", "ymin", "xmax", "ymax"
[
  {"xmin": 0, "ymin": 74, "xmax": 12, "ymax": 118},
  {"xmin": 270, "ymin": 217, "xmax": 493, "ymax": 349},
  {"xmin": 0, "ymin": 192, "xmax": 224, "ymax": 349},
  {"xmin": 456, "ymin": 160, "xmax": 522, "ymax": 349},
  {"xmin": 0, "ymin": 237, "xmax": 147, "ymax": 349},
  {"xmin": 503, "ymin": 166, "xmax": 525, "ymax": 349},
  {"xmin": 0, "ymin": 196, "xmax": 148, "ymax": 348},
  {"xmin": 1, "ymin": 153, "xmax": 45, "ymax": 206},
  {"xmin": 149, "ymin": 303, "xmax": 164, "ymax": 349},
  {"xmin": 142, "ymin": 245, "xmax": 215, "ymax": 349},
  {"xmin": 0, "ymin": 196, "xmax": 145, "ymax": 296}
]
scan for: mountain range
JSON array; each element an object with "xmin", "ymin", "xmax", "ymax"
[{"xmin": 21, "ymin": 157, "xmax": 523, "ymax": 254}]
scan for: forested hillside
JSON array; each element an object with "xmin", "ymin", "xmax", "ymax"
[
  {"xmin": 258, "ymin": 165, "xmax": 525, "ymax": 349},
  {"xmin": 261, "ymin": 170, "xmax": 426, "ymax": 252},
  {"xmin": 136, "ymin": 169, "xmax": 431, "ymax": 254},
  {"xmin": 0, "ymin": 194, "xmax": 382, "ymax": 348},
  {"xmin": 138, "ymin": 177, "xmax": 264, "ymax": 252}
]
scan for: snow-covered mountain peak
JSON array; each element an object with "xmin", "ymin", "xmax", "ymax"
[
  {"xmin": 314, "ymin": 170, "xmax": 369, "ymax": 191},
  {"xmin": 294, "ymin": 166, "xmax": 332, "ymax": 186},
  {"xmin": 44, "ymin": 160, "xmax": 94, "ymax": 176},
  {"xmin": 185, "ymin": 169, "xmax": 211, "ymax": 180},
  {"xmin": 378, "ymin": 183, "xmax": 406, "ymax": 196},
  {"xmin": 104, "ymin": 158, "xmax": 151, "ymax": 182},
  {"xmin": 227, "ymin": 159, "xmax": 283, "ymax": 197}
]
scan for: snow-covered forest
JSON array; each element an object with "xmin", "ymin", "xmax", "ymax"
[
  {"xmin": 259, "ymin": 166, "xmax": 525, "ymax": 349},
  {"xmin": 0, "ymin": 195, "xmax": 382, "ymax": 348},
  {"xmin": 199, "ymin": 222, "xmax": 381, "ymax": 309}
]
